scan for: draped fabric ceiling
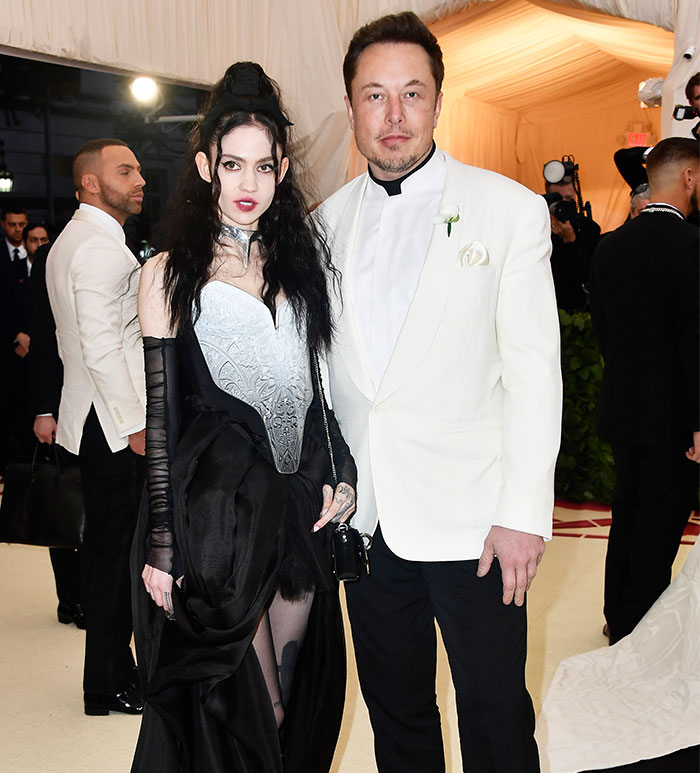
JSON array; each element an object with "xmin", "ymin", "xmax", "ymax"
[
  {"xmin": 0, "ymin": 0, "xmax": 694, "ymax": 230},
  {"xmin": 429, "ymin": 0, "xmax": 675, "ymax": 230}
]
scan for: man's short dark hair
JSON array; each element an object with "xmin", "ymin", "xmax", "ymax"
[
  {"xmin": 2, "ymin": 204, "xmax": 26, "ymax": 221},
  {"xmin": 22, "ymin": 220, "xmax": 52, "ymax": 243},
  {"xmin": 72, "ymin": 138, "xmax": 128, "ymax": 188},
  {"xmin": 646, "ymin": 137, "xmax": 699, "ymax": 185},
  {"xmin": 343, "ymin": 11, "xmax": 444, "ymax": 99},
  {"xmin": 544, "ymin": 176, "xmax": 573, "ymax": 193},
  {"xmin": 685, "ymin": 72, "xmax": 700, "ymax": 102}
]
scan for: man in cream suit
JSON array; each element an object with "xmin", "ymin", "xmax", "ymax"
[
  {"xmin": 46, "ymin": 138, "xmax": 146, "ymax": 716},
  {"xmin": 318, "ymin": 13, "xmax": 561, "ymax": 772}
]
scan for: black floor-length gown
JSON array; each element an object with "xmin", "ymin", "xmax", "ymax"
[{"xmin": 131, "ymin": 283, "xmax": 354, "ymax": 772}]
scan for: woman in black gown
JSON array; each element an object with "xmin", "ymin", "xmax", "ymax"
[{"xmin": 130, "ymin": 61, "xmax": 357, "ymax": 772}]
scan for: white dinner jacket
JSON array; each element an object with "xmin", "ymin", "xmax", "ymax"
[
  {"xmin": 317, "ymin": 152, "xmax": 562, "ymax": 561},
  {"xmin": 46, "ymin": 207, "xmax": 145, "ymax": 455}
]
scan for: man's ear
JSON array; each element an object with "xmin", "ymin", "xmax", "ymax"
[
  {"xmin": 195, "ymin": 151, "xmax": 212, "ymax": 183},
  {"xmin": 81, "ymin": 173, "xmax": 100, "ymax": 194},
  {"xmin": 344, "ymin": 94, "xmax": 355, "ymax": 133},
  {"xmin": 433, "ymin": 91, "xmax": 443, "ymax": 128}
]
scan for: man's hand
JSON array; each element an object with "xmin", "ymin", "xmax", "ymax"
[
  {"xmin": 550, "ymin": 216, "xmax": 576, "ymax": 243},
  {"xmin": 13, "ymin": 331, "xmax": 30, "ymax": 358},
  {"xmin": 477, "ymin": 525, "xmax": 545, "ymax": 606},
  {"xmin": 129, "ymin": 428, "xmax": 146, "ymax": 456},
  {"xmin": 686, "ymin": 431, "xmax": 700, "ymax": 463},
  {"xmin": 34, "ymin": 415, "xmax": 57, "ymax": 444}
]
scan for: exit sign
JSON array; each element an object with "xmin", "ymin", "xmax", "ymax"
[{"xmin": 627, "ymin": 132, "xmax": 649, "ymax": 146}]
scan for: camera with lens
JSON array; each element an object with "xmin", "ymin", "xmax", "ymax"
[
  {"xmin": 541, "ymin": 154, "xmax": 593, "ymax": 227},
  {"xmin": 543, "ymin": 192, "xmax": 578, "ymax": 224},
  {"xmin": 673, "ymin": 104, "xmax": 700, "ymax": 121}
]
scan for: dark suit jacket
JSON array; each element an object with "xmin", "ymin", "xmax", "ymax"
[
  {"xmin": 26, "ymin": 243, "xmax": 63, "ymax": 417},
  {"xmin": 550, "ymin": 213, "xmax": 601, "ymax": 311},
  {"xmin": 0, "ymin": 238, "xmax": 29, "ymax": 351},
  {"xmin": 589, "ymin": 211, "xmax": 699, "ymax": 444}
]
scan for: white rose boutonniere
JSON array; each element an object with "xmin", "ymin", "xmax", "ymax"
[{"xmin": 432, "ymin": 204, "xmax": 460, "ymax": 237}]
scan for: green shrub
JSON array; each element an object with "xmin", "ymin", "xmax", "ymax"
[{"xmin": 555, "ymin": 310, "xmax": 615, "ymax": 504}]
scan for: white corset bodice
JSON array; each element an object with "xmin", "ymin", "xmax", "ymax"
[{"xmin": 194, "ymin": 281, "xmax": 312, "ymax": 473}]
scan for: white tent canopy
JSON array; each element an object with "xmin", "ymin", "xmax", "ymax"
[{"xmin": 0, "ymin": 0, "xmax": 696, "ymax": 229}]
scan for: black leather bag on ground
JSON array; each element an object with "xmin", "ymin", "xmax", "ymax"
[{"xmin": 0, "ymin": 444, "xmax": 85, "ymax": 548}]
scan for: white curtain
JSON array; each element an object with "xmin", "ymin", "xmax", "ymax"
[
  {"xmin": 432, "ymin": 0, "xmax": 672, "ymax": 230},
  {"xmin": 0, "ymin": 0, "xmax": 696, "ymax": 211},
  {"xmin": 0, "ymin": 0, "xmax": 474, "ymax": 199}
]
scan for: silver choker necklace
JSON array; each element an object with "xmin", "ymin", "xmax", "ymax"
[{"xmin": 218, "ymin": 222, "xmax": 262, "ymax": 269}]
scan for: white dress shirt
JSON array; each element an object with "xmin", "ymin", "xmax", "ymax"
[{"xmin": 352, "ymin": 146, "xmax": 445, "ymax": 389}]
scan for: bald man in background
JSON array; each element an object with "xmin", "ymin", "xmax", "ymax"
[{"xmin": 46, "ymin": 138, "xmax": 146, "ymax": 715}]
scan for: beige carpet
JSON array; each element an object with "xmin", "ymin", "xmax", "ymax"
[{"xmin": 0, "ymin": 506, "xmax": 691, "ymax": 772}]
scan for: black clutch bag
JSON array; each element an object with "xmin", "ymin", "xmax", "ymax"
[
  {"xmin": 0, "ymin": 443, "xmax": 85, "ymax": 548},
  {"xmin": 331, "ymin": 522, "xmax": 371, "ymax": 582},
  {"xmin": 313, "ymin": 352, "xmax": 371, "ymax": 582}
]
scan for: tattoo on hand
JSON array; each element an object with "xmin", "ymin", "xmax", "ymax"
[{"xmin": 331, "ymin": 484, "xmax": 355, "ymax": 522}]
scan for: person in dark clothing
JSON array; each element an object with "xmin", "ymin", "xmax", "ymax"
[
  {"xmin": 27, "ymin": 240, "xmax": 85, "ymax": 628},
  {"xmin": 589, "ymin": 137, "xmax": 700, "ymax": 645},
  {"xmin": 130, "ymin": 62, "xmax": 356, "ymax": 772},
  {"xmin": 0, "ymin": 205, "xmax": 32, "ymax": 469},
  {"xmin": 546, "ymin": 176, "xmax": 601, "ymax": 311}
]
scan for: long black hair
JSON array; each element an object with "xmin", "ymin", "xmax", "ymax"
[{"xmin": 155, "ymin": 61, "xmax": 337, "ymax": 352}]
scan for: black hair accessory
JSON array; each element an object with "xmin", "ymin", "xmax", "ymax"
[{"xmin": 204, "ymin": 62, "xmax": 293, "ymax": 133}]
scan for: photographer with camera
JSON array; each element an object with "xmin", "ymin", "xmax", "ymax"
[
  {"xmin": 672, "ymin": 72, "xmax": 700, "ymax": 140},
  {"xmin": 542, "ymin": 157, "xmax": 601, "ymax": 312}
]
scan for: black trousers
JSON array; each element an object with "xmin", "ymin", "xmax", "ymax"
[
  {"xmin": 79, "ymin": 407, "xmax": 145, "ymax": 695},
  {"xmin": 345, "ymin": 526, "xmax": 539, "ymax": 773},
  {"xmin": 605, "ymin": 439, "xmax": 698, "ymax": 644},
  {"xmin": 49, "ymin": 547, "xmax": 83, "ymax": 605},
  {"xmin": 48, "ymin": 446, "xmax": 83, "ymax": 606}
]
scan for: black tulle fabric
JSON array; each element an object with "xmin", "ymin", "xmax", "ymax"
[{"xmin": 131, "ymin": 326, "xmax": 356, "ymax": 772}]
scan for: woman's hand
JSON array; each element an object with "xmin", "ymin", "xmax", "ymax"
[
  {"xmin": 142, "ymin": 563, "xmax": 175, "ymax": 618},
  {"xmin": 313, "ymin": 482, "xmax": 356, "ymax": 532}
]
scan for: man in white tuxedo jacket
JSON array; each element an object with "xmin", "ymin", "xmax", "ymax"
[
  {"xmin": 317, "ymin": 13, "xmax": 561, "ymax": 772},
  {"xmin": 46, "ymin": 138, "xmax": 146, "ymax": 716}
]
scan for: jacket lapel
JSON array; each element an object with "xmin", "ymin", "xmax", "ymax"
[
  {"xmin": 374, "ymin": 155, "xmax": 465, "ymax": 405},
  {"xmin": 332, "ymin": 175, "xmax": 377, "ymax": 402}
]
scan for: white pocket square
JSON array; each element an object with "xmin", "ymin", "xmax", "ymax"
[{"xmin": 458, "ymin": 240, "xmax": 490, "ymax": 267}]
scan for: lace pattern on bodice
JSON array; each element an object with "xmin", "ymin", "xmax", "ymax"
[{"xmin": 194, "ymin": 281, "xmax": 312, "ymax": 473}]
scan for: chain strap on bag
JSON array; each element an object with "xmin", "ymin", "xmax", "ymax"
[{"xmin": 312, "ymin": 351, "xmax": 371, "ymax": 581}]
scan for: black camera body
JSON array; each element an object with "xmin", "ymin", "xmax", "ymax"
[
  {"xmin": 542, "ymin": 154, "xmax": 593, "ymax": 224},
  {"xmin": 543, "ymin": 192, "xmax": 578, "ymax": 224},
  {"xmin": 673, "ymin": 104, "xmax": 700, "ymax": 121}
]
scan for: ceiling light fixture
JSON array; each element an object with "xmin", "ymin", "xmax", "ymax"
[
  {"xmin": 130, "ymin": 76, "xmax": 160, "ymax": 104},
  {"xmin": 0, "ymin": 141, "xmax": 14, "ymax": 193}
]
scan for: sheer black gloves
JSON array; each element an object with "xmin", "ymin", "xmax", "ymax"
[{"xmin": 143, "ymin": 336, "xmax": 181, "ymax": 576}]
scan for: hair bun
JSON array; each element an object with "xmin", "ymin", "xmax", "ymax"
[
  {"xmin": 223, "ymin": 62, "xmax": 272, "ymax": 99},
  {"xmin": 202, "ymin": 61, "xmax": 293, "ymax": 134}
]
